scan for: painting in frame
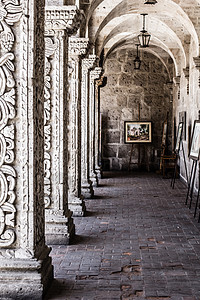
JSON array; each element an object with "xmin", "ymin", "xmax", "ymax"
[
  {"xmin": 175, "ymin": 122, "xmax": 183, "ymax": 153},
  {"xmin": 189, "ymin": 120, "xmax": 200, "ymax": 161},
  {"xmin": 124, "ymin": 121, "xmax": 152, "ymax": 143},
  {"xmin": 161, "ymin": 120, "xmax": 167, "ymax": 147}
]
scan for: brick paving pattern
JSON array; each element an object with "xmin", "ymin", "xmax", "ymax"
[{"xmin": 45, "ymin": 172, "xmax": 200, "ymax": 300}]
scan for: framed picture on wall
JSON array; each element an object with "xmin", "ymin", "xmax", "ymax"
[
  {"xmin": 189, "ymin": 120, "xmax": 200, "ymax": 160},
  {"xmin": 161, "ymin": 120, "xmax": 167, "ymax": 147},
  {"xmin": 175, "ymin": 122, "xmax": 183, "ymax": 153},
  {"xmin": 124, "ymin": 121, "xmax": 152, "ymax": 143}
]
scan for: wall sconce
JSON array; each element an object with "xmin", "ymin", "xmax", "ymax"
[
  {"xmin": 133, "ymin": 44, "xmax": 141, "ymax": 70},
  {"xmin": 138, "ymin": 13, "xmax": 151, "ymax": 48}
]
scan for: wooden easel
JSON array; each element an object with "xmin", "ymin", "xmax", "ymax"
[{"xmin": 128, "ymin": 103, "xmax": 141, "ymax": 171}]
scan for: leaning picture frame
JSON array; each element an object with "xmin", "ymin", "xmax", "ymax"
[
  {"xmin": 161, "ymin": 120, "xmax": 168, "ymax": 147},
  {"xmin": 124, "ymin": 121, "xmax": 152, "ymax": 143},
  {"xmin": 175, "ymin": 122, "xmax": 183, "ymax": 153},
  {"xmin": 189, "ymin": 120, "xmax": 200, "ymax": 161}
]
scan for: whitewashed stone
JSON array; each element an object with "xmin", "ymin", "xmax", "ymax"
[
  {"xmin": 68, "ymin": 37, "xmax": 89, "ymax": 216},
  {"xmin": 0, "ymin": 1, "xmax": 53, "ymax": 298},
  {"xmin": 44, "ymin": 6, "xmax": 83, "ymax": 244}
]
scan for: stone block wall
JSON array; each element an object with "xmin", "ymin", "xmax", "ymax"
[{"xmin": 100, "ymin": 48, "xmax": 173, "ymax": 171}]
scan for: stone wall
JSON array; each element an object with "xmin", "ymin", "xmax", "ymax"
[{"xmin": 100, "ymin": 48, "xmax": 174, "ymax": 171}]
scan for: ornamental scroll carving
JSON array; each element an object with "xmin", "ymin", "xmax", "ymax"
[
  {"xmin": 0, "ymin": 0, "xmax": 22, "ymax": 247},
  {"xmin": 45, "ymin": 6, "xmax": 83, "ymax": 34},
  {"xmin": 44, "ymin": 37, "xmax": 57, "ymax": 208}
]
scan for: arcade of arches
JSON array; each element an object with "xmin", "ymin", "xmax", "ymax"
[{"xmin": 0, "ymin": 0, "xmax": 200, "ymax": 298}]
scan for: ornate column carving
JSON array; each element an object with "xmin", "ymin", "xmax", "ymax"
[
  {"xmin": 0, "ymin": 1, "xmax": 53, "ymax": 298},
  {"xmin": 94, "ymin": 74, "xmax": 104, "ymax": 179},
  {"xmin": 44, "ymin": 6, "xmax": 83, "ymax": 244},
  {"xmin": 68, "ymin": 37, "xmax": 89, "ymax": 216},
  {"xmin": 183, "ymin": 67, "xmax": 189, "ymax": 94},
  {"xmin": 89, "ymin": 67, "xmax": 102, "ymax": 186},
  {"xmin": 81, "ymin": 55, "xmax": 96, "ymax": 198},
  {"xmin": 173, "ymin": 76, "xmax": 181, "ymax": 100},
  {"xmin": 193, "ymin": 57, "xmax": 200, "ymax": 88}
]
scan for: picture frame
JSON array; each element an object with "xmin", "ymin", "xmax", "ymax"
[
  {"xmin": 189, "ymin": 120, "xmax": 200, "ymax": 161},
  {"xmin": 175, "ymin": 122, "xmax": 183, "ymax": 153},
  {"xmin": 179, "ymin": 111, "xmax": 186, "ymax": 141},
  {"xmin": 161, "ymin": 120, "xmax": 167, "ymax": 147},
  {"xmin": 124, "ymin": 121, "xmax": 152, "ymax": 143}
]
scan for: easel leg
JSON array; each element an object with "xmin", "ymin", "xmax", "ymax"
[
  {"xmin": 171, "ymin": 155, "xmax": 177, "ymax": 189},
  {"xmin": 128, "ymin": 144, "xmax": 134, "ymax": 172},
  {"xmin": 189, "ymin": 161, "xmax": 197, "ymax": 209},
  {"xmin": 194, "ymin": 187, "xmax": 200, "ymax": 218},
  {"xmin": 182, "ymin": 143, "xmax": 188, "ymax": 184},
  {"xmin": 185, "ymin": 160, "xmax": 195, "ymax": 205}
]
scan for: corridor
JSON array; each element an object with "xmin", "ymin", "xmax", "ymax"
[{"xmin": 45, "ymin": 172, "xmax": 200, "ymax": 300}]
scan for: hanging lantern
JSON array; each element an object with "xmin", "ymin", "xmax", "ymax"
[
  {"xmin": 138, "ymin": 13, "xmax": 151, "ymax": 48},
  {"xmin": 144, "ymin": 0, "xmax": 157, "ymax": 4},
  {"xmin": 134, "ymin": 44, "xmax": 141, "ymax": 70}
]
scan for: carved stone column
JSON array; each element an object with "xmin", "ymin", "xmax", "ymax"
[
  {"xmin": 89, "ymin": 67, "xmax": 102, "ymax": 186},
  {"xmin": 0, "ymin": 1, "xmax": 53, "ymax": 298},
  {"xmin": 193, "ymin": 57, "xmax": 200, "ymax": 88},
  {"xmin": 94, "ymin": 75, "xmax": 104, "ymax": 179},
  {"xmin": 68, "ymin": 37, "xmax": 89, "ymax": 216},
  {"xmin": 183, "ymin": 67, "xmax": 189, "ymax": 94},
  {"xmin": 81, "ymin": 55, "xmax": 96, "ymax": 198},
  {"xmin": 44, "ymin": 6, "xmax": 82, "ymax": 244}
]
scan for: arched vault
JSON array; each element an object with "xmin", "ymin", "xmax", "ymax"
[{"xmin": 84, "ymin": 0, "xmax": 199, "ymax": 74}]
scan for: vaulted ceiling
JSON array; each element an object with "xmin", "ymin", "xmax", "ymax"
[{"xmin": 83, "ymin": 0, "xmax": 200, "ymax": 76}]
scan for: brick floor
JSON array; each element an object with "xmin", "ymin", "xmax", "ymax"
[{"xmin": 45, "ymin": 172, "xmax": 200, "ymax": 300}]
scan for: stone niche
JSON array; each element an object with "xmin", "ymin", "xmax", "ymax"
[{"xmin": 100, "ymin": 48, "xmax": 173, "ymax": 171}]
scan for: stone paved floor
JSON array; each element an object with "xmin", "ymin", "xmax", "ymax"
[{"xmin": 45, "ymin": 172, "xmax": 200, "ymax": 300}]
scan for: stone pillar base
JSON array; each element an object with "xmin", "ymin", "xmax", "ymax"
[
  {"xmin": 90, "ymin": 172, "xmax": 98, "ymax": 187},
  {"xmin": 45, "ymin": 211, "xmax": 75, "ymax": 245},
  {"xmin": 81, "ymin": 181, "xmax": 94, "ymax": 198},
  {"xmin": 69, "ymin": 195, "xmax": 86, "ymax": 217},
  {"xmin": 95, "ymin": 166, "xmax": 102, "ymax": 180},
  {"xmin": 0, "ymin": 246, "xmax": 53, "ymax": 299}
]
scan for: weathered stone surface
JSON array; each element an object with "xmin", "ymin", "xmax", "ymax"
[
  {"xmin": 103, "ymin": 145, "xmax": 117, "ymax": 157},
  {"xmin": 101, "ymin": 48, "xmax": 172, "ymax": 171},
  {"xmin": 106, "ymin": 131, "xmax": 121, "ymax": 144}
]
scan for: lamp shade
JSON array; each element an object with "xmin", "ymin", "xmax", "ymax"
[
  {"xmin": 133, "ymin": 57, "xmax": 141, "ymax": 70},
  {"xmin": 134, "ymin": 44, "xmax": 141, "ymax": 70},
  {"xmin": 138, "ymin": 31, "xmax": 151, "ymax": 48},
  {"xmin": 144, "ymin": 0, "xmax": 157, "ymax": 4}
]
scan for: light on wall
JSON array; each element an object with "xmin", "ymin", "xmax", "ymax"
[
  {"xmin": 138, "ymin": 13, "xmax": 151, "ymax": 48},
  {"xmin": 144, "ymin": 0, "xmax": 157, "ymax": 4},
  {"xmin": 133, "ymin": 44, "xmax": 141, "ymax": 70}
]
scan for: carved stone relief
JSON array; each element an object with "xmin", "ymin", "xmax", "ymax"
[
  {"xmin": 44, "ymin": 37, "xmax": 57, "ymax": 209},
  {"xmin": 0, "ymin": 0, "xmax": 22, "ymax": 248},
  {"xmin": 89, "ymin": 67, "xmax": 102, "ymax": 187},
  {"xmin": 68, "ymin": 37, "xmax": 88, "ymax": 215},
  {"xmin": 81, "ymin": 55, "xmax": 96, "ymax": 198}
]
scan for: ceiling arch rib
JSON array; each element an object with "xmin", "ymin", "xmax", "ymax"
[
  {"xmin": 87, "ymin": 0, "xmax": 199, "ymax": 60},
  {"xmin": 96, "ymin": 14, "xmax": 186, "ymax": 73},
  {"xmin": 104, "ymin": 34, "xmax": 179, "ymax": 77}
]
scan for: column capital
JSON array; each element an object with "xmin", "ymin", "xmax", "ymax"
[
  {"xmin": 82, "ymin": 54, "xmax": 97, "ymax": 70},
  {"xmin": 193, "ymin": 56, "xmax": 200, "ymax": 70},
  {"xmin": 183, "ymin": 66, "xmax": 189, "ymax": 79},
  {"xmin": 173, "ymin": 76, "xmax": 181, "ymax": 86},
  {"xmin": 90, "ymin": 67, "xmax": 103, "ymax": 81},
  {"xmin": 69, "ymin": 37, "xmax": 89, "ymax": 56},
  {"xmin": 45, "ymin": 6, "xmax": 83, "ymax": 35}
]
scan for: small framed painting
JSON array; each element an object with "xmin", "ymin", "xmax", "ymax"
[
  {"xmin": 189, "ymin": 120, "xmax": 200, "ymax": 160},
  {"xmin": 175, "ymin": 122, "xmax": 183, "ymax": 153},
  {"xmin": 124, "ymin": 121, "xmax": 152, "ymax": 143}
]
